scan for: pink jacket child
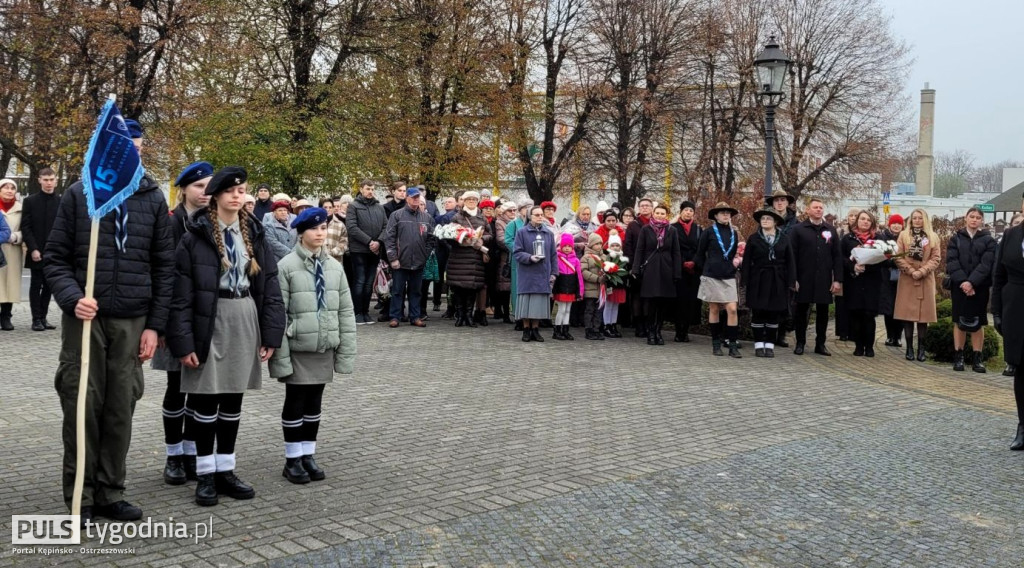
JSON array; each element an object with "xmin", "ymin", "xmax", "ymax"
[{"xmin": 553, "ymin": 232, "xmax": 584, "ymax": 302}]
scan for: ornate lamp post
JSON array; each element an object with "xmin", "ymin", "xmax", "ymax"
[{"xmin": 753, "ymin": 36, "xmax": 793, "ymax": 201}]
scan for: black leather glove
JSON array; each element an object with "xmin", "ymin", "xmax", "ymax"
[{"xmin": 994, "ymin": 315, "xmax": 1002, "ymax": 336}]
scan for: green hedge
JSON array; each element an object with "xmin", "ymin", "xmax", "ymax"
[
  {"xmin": 936, "ymin": 299, "xmax": 952, "ymax": 319},
  {"xmin": 922, "ymin": 318, "xmax": 1000, "ymax": 362}
]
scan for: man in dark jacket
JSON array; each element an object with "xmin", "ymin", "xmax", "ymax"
[
  {"xmin": 384, "ymin": 187, "xmax": 436, "ymax": 327},
  {"xmin": 383, "ymin": 181, "xmax": 407, "ymax": 218},
  {"xmin": 346, "ymin": 180, "xmax": 387, "ymax": 324},
  {"xmin": 624, "ymin": 198, "xmax": 654, "ymax": 336},
  {"xmin": 44, "ymin": 120, "xmax": 175, "ymax": 523},
  {"xmin": 252, "ymin": 183, "xmax": 273, "ymax": 222},
  {"xmin": 21, "ymin": 166, "xmax": 61, "ymax": 330},
  {"xmin": 789, "ymin": 197, "xmax": 843, "ymax": 355}
]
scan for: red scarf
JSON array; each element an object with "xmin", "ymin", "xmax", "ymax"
[
  {"xmin": 638, "ymin": 215, "xmax": 652, "ymax": 226},
  {"xmin": 854, "ymin": 230, "xmax": 872, "ymax": 245},
  {"xmin": 677, "ymin": 219, "xmax": 694, "ymax": 235},
  {"xmin": 0, "ymin": 198, "xmax": 14, "ymax": 213}
]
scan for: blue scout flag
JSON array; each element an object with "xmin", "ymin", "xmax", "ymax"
[{"xmin": 81, "ymin": 96, "xmax": 145, "ymax": 219}]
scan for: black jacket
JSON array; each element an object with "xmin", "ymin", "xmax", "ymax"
[
  {"xmin": 631, "ymin": 223, "xmax": 682, "ymax": 298},
  {"xmin": 946, "ymin": 228, "xmax": 997, "ymax": 289},
  {"xmin": 346, "ymin": 194, "xmax": 387, "ymax": 255},
  {"xmin": 623, "ymin": 217, "xmax": 650, "ymax": 262},
  {"xmin": 789, "ymin": 219, "xmax": 843, "ymax": 304},
  {"xmin": 44, "ymin": 177, "xmax": 175, "ymax": 332},
  {"xmin": 21, "ymin": 189, "xmax": 61, "ymax": 268},
  {"xmin": 166, "ymin": 210, "xmax": 285, "ymax": 364},
  {"xmin": 742, "ymin": 230, "xmax": 796, "ymax": 312},
  {"xmin": 253, "ymin": 198, "xmax": 272, "ymax": 224},
  {"xmin": 695, "ymin": 222, "xmax": 739, "ymax": 280},
  {"xmin": 840, "ymin": 232, "xmax": 885, "ymax": 313},
  {"xmin": 672, "ymin": 220, "xmax": 703, "ymax": 305}
]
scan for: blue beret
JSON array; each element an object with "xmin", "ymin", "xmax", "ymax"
[
  {"xmin": 406, "ymin": 186, "xmax": 421, "ymax": 198},
  {"xmin": 174, "ymin": 161, "xmax": 214, "ymax": 188},
  {"xmin": 291, "ymin": 207, "xmax": 329, "ymax": 233},
  {"xmin": 123, "ymin": 119, "xmax": 144, "ymax": 139},
  {"xmin": 204, "ymin": 166, "xmax": 248, "ymax": 196}
]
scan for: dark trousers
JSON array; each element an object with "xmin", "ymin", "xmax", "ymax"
[
  {"xmin": 834, "ymin": 296, "xmax": 849, "ymax": 338},
  {"xmin": 342, "ymin": 255, "xmax": 355, "ymax": 294},
  {"xmin": 583, "ymin": 297, "xmax": 601, "ymax": 330},
  {"xmin": 162, "ymin": 370, "xmax": 193, "ymax": 446},
  {"xmin": 883, "ymin": 314, "xmax": 902, "ymax": 341},
  {"xmin": 390, "ymin": 268, "xmax": 424, "ymax": 321},
  {"xmin": 848, "ymin": 309, "xmax": 877, "ymax": 350},
  {"xmin": 643, "ymin": 297, "xmax": 672, "ymax": 330},
  {"xmin": 350, "ymin": 252, "xmax": 379, "ymax": 316},
  {"xmin": 494, "ymin": 290, "xmax": 511, "ymax": 321},
  {"xmin": 794, "ymin": 302, "xmax": 830, "ymax": 346},
  {"xmin": 1014, "ymin": 366, "xmax": 1024, "ymax": 424},
  {"xmin": 30, "ymin": 267, "xmax": 52, "ymax": 320},
  {"xmin": 281, "ymin": 384, "xmax": 325, "ymax": 445},
  {"xmin": 433, "ymin": 247, "xmax": 449, "ymax": 307},
  {"xmin": 55, "ymin": 314, "xmax": 146, "ymax": 508}
]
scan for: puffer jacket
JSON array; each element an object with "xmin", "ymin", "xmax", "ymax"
[
  {"xmin": 44, "ymin": 177, "xmax": 175, "ymax": 332},
  {"xmin": 581, "ymin": 251, "xmax": 603, "ymax": 299},
  {"xmin": 166, "ymin": 210, "xmax": 285, "ymax": 364},
  {"xmin": 446, "ymin": 209, "xmax": 492, "ymax": 289},
  {"xmin": 384, "ymin": 204, "xmax": 436, "ymax": 270},
  {"xmin": 270, "ymin": 244, "xmax": 356, "ymax": 378},
  {"xmin": 346, "ymin": 194, "xmax": 387, "ymax": 255},
  {"xmin": 946, "ymin": 228, "xmax": 997, "ymax": 289}
]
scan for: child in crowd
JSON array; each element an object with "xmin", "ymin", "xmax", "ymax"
[
  {"xmin": 551, "ymin": 232, "xmax": 583, "ymax": 340},
  {"xmin": 581, "ymin": 234, "xmax": 605, "ymax": 340},
  {"xmin": 602, "ymin": 231, "xmax": 628, "ymax": 338}
]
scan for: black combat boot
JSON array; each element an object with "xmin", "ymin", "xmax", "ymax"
[{"xmin": 282, "ymin": 458, "xmax": 310, "ymax": 484}]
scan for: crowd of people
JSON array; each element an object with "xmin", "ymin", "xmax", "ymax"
[{"xmin": 1, "ymin": 118, "xmax": 1023, "ymax": 525}]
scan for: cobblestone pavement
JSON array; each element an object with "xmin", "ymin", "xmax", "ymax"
[{"xmin": 1, "ymin": 300, "xmax": 1022, "ymax": 567}]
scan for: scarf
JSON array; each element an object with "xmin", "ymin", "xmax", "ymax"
[
  {"xmin": 678, "ymin": 219, "xmax": 694, "ymax": 236},
  {"xmin": 557, "ymin": 247, "xmax": 585, "ymax": 295},
  {"xmin": 759, "ymin": 229, "xmax": 777, "ymax": 261},
  {"xmin": 854, "ymin": 230, "xmax": 872, "ymax": 245},
  {"xmin": 463, "ymin": 207, "xmax": 479, "ymax": 217},
  {"xmin": 638, "ymin": 215, "xmax": 652, "ymax": 226},
  {"xmin": 0, "ymin": 198, "xmax": 14, "ymax": 213},
  {"xmin": 650, "ymin": 218, "xmax": 669, "ymax": 247},
  {"xmin": 909, "ymin": 228, "xmax": 925, "ymax": 261}
]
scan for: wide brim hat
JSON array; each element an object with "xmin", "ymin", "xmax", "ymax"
[
  {"xmin": 753, "ymin": 208, "xmax": 786, "ymax": 225},
  {"xmin": 707, "ymin": 202, "xmax": 738, "ymax": 219},
  {"xmin": 764, "ymin": 189, "xmax": 795, "ymax": 206}
]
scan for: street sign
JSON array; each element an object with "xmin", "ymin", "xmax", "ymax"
[
  {"xmin": 976, "ymin": 204, "xmax": 995, "ymax": 212},
  {"xmin": 882, "ymin": 192, "xmax": 890, "ymax": 205}
]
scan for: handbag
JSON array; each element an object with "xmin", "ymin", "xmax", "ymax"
[
  {"xmin": 374, "ymin": 259, "xmax": 392, "ymax": 298},
  {"xmin": 957, "ymin": 316, "xmax": 982, "ymax": 332},
  {"xmin": 942, "ymin": 276, "xmax": 951, "ymax": 290},
  {"xmin": 501, "ymin": 261, "xmax": 511, "ymax": 280},
  {"xmin": 423, "ymin": 251, "xmax": 439, "ymax": 282}
]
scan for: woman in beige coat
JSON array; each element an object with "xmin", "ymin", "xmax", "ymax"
[
  {"xmin": 0, "ymin": 178, "xmax": 23, "ymax": 330},
  {"xmin": 894, "ymin": 208, "xmax": 940, "ymax": 362}
]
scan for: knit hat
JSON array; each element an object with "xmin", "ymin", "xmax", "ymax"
[
  {"xmin": 679, "ymin": 200, "xmax": 696, "ymax": 212},
  {"xmin": 271, "ymin": 200, "xmax": 291, "ymax": 211},
  {"xmin": 888, "ymin": 213, "xmax": 904, "ymax": 226},
  {"xmin": 0, "ymin": 178, "xmax": 15, "ymax": 190},
  {"xmin": 588, "ymin": 233, "xmax": 603, "ymax": 248},
  {"xmin": 596, "ymin": 200, "xmax": 609, "ymax": 214},
  {"xmin": 463, "ymin": 190, "xmax": 481, "ymax": 201},
  {"xmin": 499, "ymin": 201, "xmax": 517, "ymax": 212},
  {"xmin": 518, "ymin": 198, "xmax": 534, "ymax": 210},
  {"xmin": 559, "ymin": 232, "xmax": 575, "ymax": 247},
  {"xmin": 540, "ymin": 200, "xmax": 557, "ymax": 211},
  {"xmin": 480, "ymin": 199, "xmax": 495, "ymax": 209},
  {"xmin": 607, "ymin": 230, "xmax": 623, "ymax": 247}
]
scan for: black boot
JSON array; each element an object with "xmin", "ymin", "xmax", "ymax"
[
  {"xmin": 647, "ymin": 329, "xmax": 657, "ymax": 345},
  {"xmin": 755, "ymin": 347, "xmax": 765, "ymax": 357},
  {"xmin": 971, "ymin": 351, "xmax": 987, "ymax": 373},
  {"xmin": 728, "ymin": 342, "xmax": 742, "ymax": 358},
  {"xmin": 182, "ymin": 454, "xmax": 197, "ymax": 481},
  {"xmin": 453, "ymin": 303, "xmax": 464, "ymax": 327},
  {"xmin": 563, "ymin": 325, "xmax": 575, "ymax": 340},
  {"xmin": 610, "ymin": 324, "xmax": 622, "ymax": 338},
  {"xmin": 655, "ymin": 325, "xmax": 665, "ymax": 346},
  {"xmin": 552, "ymin": 325, "xmax": 565, "ymax": 340},
  {"xmin": 32, "ymin": 318, "xmax": 45, "ymax": 331},
  {"xmin": 215, "ymin": 471, "xmax": 255, "ymax": 500},
  {"xmin": 282, "ymin": 458, "xmax": 310, "ymax": 484},
  {"xmin": 532, "ymin": 327, "xmax": 545, "ymax": 342},
  {"xmin": 775, "ymin": 329, "xmax": 789, "ymax": 348},
  {"xmin": 1003, "ymin": 364, "xmax": 1016, "ymax": 377},
  {"xmin": 673, "ymin": 330, "xmax": 690, "ymax": 343},
  {"xmin": 163, "ymin": 456, "xmax": 187, "ymax": 486},
  {"xmin": 476, "ymin": 309, "xmax": 488, "ymax": 327},
  {"xmin": 301, "ymin": 455, "xmax": 326, "ymax": 481},
  {"xmin": 515, "ymin": 320, "xmax": 523, "ymax": 331},
  {"xmin": 0, "ymin": 315, "xmax": 12, "ymax": 331},
  {"xmin": 906, "ymin": 345, "xmax": 915, "ymax": 361},
  {"xmin": 195, "ymin": 474, "xmax": 218, "ymax": 506},
  {"xmin": 522, "ymin": 328, "xmax": 532, "ymax": 342},
  {"xmin": 953, "ymin": 349, "xmax": 965, "ymax": 372},
  {"xmin": 634, "ymin": 321, "xmax": 647, "ymax": 338},
  {"xmin": 916, "ymin": 341, "xmax": 926, "ymax": 362},
  {"xmin": 1011, "ymin": 424, "xmax": 1024, "ymax": 451},
  {"xmin": 712, "ymin": 339, "xmax": 724, "ymax": 356}
]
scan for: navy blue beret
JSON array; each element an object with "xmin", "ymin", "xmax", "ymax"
[
  {"xmin": 174, "ymin": 161, "xmax": 214, "ymax": 188},
  {"xmin": 204, "ymin": 166, "xmax": 248, "ymax": 196},
  {"xmin": 123, "ymin": 119, "xmax": 144, "ymax": 139},
  {"xmin": 291, "ymin": 207, "xmax": 329, "ymax": 233}
]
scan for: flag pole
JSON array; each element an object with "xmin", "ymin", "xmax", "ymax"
[{"xmin": 71, "ymin": 93, "xmax": 116, "ymax": 518}]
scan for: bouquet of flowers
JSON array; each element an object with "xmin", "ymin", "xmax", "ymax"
[
  {"xmin": 732, "ymin": 241, "xmax": 746, "ymax": 268},
  {"xmin": 850, "ymin": 239, "xmax": 904, "ymax": 265},
  {"xmin": 433, "ymin": 224, "xmax": 488, "ymax": 253},
  {"xmin": 602, "ymin": 255, "xmax": 630, "ymax": 288}
]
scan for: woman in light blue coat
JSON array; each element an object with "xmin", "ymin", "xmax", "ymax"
[{"xmin": 270, "ymin": 207, "xmax": 357, "ymax": 484}]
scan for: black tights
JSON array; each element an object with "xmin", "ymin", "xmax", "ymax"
[
  {"xmin": 187, "ymin": 393, "xmax": 244, "ymax": 458},
  {"xmin": 281, "ymin": 384, "xmax": 325, "ymax": 447},
  {"xmin": 643, "ymin": 298, "xmax": 673, "ymax": 330},
  {"xmin": 161, "ymin": 371, "xmax": 194, "ymax": 447},
  {"xmin": 1015, "ymin": 366, "xmax": 1024, "ymax": 425},
  {"xmin": 751, "ymin": 310, "xmax": 782, "ymax": 345},
  {"xmin": 903, "ymin": 321, "xmax": 928, "ymax": 346}
]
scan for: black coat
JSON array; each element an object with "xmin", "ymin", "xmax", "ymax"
[
  {"xmin": 345, "ymin": 194, "xmax": 387, "ymax": 255},
  {"xmin": 741, "ymin": 230, "xmax": 796, "ymax": 312},
  {"xmin": 789, "ymin": 220, "xmax": 843, "ymax": 304},
  {"xmin": 993, "ymin": 225, "xmax": 1024, "ymax": 365},
  {"xmin": 44, "ymin": 177, "xmax": 175, "ymax": 332},
  {"xmin": 695, "ymin": 222, "xmax": 738, "ymax": 280},
  {"xmin": 20, "ymin": 189, "xmax": 60, "ymax": 268},
  {"xmin": 623, "ymin": 217, "xmax": 649, "ymax": 262},
  {"xmin": 631, "ymin": 223, "xmax": 681, "ymax": 298},
  {"xmin": 840, "ymin": 232, "xmax": 885, "ymax": 313},
  {"xmin": 946, "ymin": 228, "xmax": 997, "ymax": 289},
  {"xmin": 166, "ymin": 210, "xmax": 285, "ymax": 364},
  {"xmin": 446, "ymin": 209, "xmax": 492, "ymax": 290},
  {"xmin": 877, "ymin": 228, "xmax": 900, "ymax": 316},
  {"xmin": 673, "ymin": 220, "xmax": 703, "ymax": 317},
  {"xmin": 252, "ymin": 198, "xmax": 272, "ymax": 224}
]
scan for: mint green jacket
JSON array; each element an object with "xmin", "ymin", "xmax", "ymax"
[{"xmin": 270, "ymin": 244, "xmax": 357, "ymax": 378}]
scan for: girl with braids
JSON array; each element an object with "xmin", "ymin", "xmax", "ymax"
[
  {"xmin": 271, "ymin": 208, "xmax": 357, "ymax": 484},
  {"xmin": 167, "ymin": 166, "xmax": 285, "ymax": 507}
]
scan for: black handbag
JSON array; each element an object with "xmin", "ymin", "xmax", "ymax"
[
  {"xmin": 501, "ymin": 262, "xmax": 511, "ymax": 279},
  {"xmin": 942, "ymin": 276, "xmax": 951, "ymax": 290},
  {"xmin": 957, "ymin": 316, "xmax": 982, "ymax": 332}
]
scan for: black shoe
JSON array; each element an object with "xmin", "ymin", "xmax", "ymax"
[
  {"xmin": 1011, "ymin": 424, "xmax": 1024, "ymax": 451},
  {"xmin": 610, "ymin": 325, "xmax": 622, "ymax": 338},
  {"xmin": 853, "ymin": 346, "xmax": 864, "ymax": 357},
  {"xmin": 0, "ymin": 315, "xmax": 12, "ymax": 331},
  {"xmin": 163, "ymin": 456, "xmax": 187, "ymax": 486},
  {"xmin": 465, "ymin": 312, "xmax": 478, "ymax": 328},
  {"xmin": 755, "ymin": 348, "xmax": 765, "ymax": 358},
  {"xmin": 377, "ymin": 313, "xmax": 390, "ymax": 323},
  {"xmin": 917, "ymin": 344, "xmax": 926, "ymax": 362},
  {"xmin": 301, "ymin": 455, "xmax": 326, "ymax": 481},
  {"xmin": 80, "ymin": 506, "xmax": 93, "ymax": 528},
  {"xmin": 893, "ymin": 339, "xmax": 902, "ymax": 348},
  {"xmin": 794, "ymin": 344, "xmax": 805, "ymax": 355},
  {"xmin": 515, "ymin": 320, "xmax": 524, "ymax": 331},
  {"xmin": 502, "ymin": 317, "xmax": 513, "ymax": 324},
  {"xmin": 712, "ymin": 339, "xmax": 724, "ymax": 356},
  {"xmin": 182, "ymin": 454, "xmax": 197, "ymax": 481},
  {"xmin": 972, "ymin": 351, "xmax": 987, "ymax": 373},
  {"xmin": 552, "ymin": 325, "xmax": 564, "ymax": 340},
  {"xmin": 674, "ymin": 332, "xmax": 690, "ymax": 343},
  {"xmin": 215, "ymin": 471, "xmax": 255, "ymax": 500},
  {"xmin": 776, "ymin": 338, "xmax": 789, "ymax": 348},
  {"xmin": 441, "ymin": 309, "xmax": 454, "ymax": 319},
  {"xmin": 43, "ymin": 319, "xmax": 56, "ymax": 330},
  {"xmin": 814, "ymin": 344, "xmax": 831, "ymax": 356},
  {"xmin": 884, "ymin": 338, "xmax": 895, "ymax": 346},
  {"xmin": 906, "ymin": 345, "xmax": 915, "ymax": 361},
  {"xmin": 634, "ymin": 324, "xmax": 647, "ymax": 338},
  {"xmin": 865, "ymin": 347, "xmax": 874, "ymax": 357},
  {"xmin": 728, "ymin": 343, "xmax": 742, "ymax": 358},
  {"xmin": 282, "ymin": 458, "xmax": 310, "ymax": 484},
  {"xmin": 1003, "ymin": 364, "xmax": 1016, "ymax": 377},
  {"xmin": 522, "ymin": 328, "xmax": 532, "ymax": 342},
  {"xmin": 94, "ymin": 500, "xmax": 143, "ymax": 521},
  {"xmin": 953, "ymin": 349, "xmax": 965, "ymax": 372},
  {"xmin": 532, "ymin": 328, "xmax": 545, "ymax": 342},
  {"xmin": 765, "ymin": 348, "xmax": 775, "ymax": 358},
  {"xmin": 655, "ymin": 330, "xmax": 665, "ymax": 345},
  {"xmin": 433, "ymin": 304, "xmax": 441, "ymax": 312},
  {"xmin": 647, "ymin": 332, "xmax": 657, "ymax": 345},
  {"xmin": 195, "ymin": 473, "xmax": 218, "ymax": 506},
  {"xmin": 32, "ymin": 319, "xmax": 45, "ymax": 331},
  {"xmin": 585, "ymin": 329, "xmax": 599, "ymax": 340},
  {"xmin": 564, "ymin": 325, "xmax": 575, "ymax": 340}
]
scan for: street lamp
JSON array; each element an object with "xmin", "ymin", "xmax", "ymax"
[{"xmin": 754, "ymin": 35, "xmax": 792, "ymax": 201}]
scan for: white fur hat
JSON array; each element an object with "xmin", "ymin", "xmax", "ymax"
[{"xmin": 607, "ymin": 230, "xmax": 622, "ymax": 247}]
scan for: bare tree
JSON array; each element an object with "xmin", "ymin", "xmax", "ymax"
[{"xmin": 933, "ymin": 149, "xmax": 975, "ymax": 197}]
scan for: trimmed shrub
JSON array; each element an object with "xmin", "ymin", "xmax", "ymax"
[
  {"xmin": 922, "ymin": 317, "xmax": 1000, "ymax": 362},
  {"xmin": 936, "ymin": 299, "xmax": 953, "ymax": 320}
]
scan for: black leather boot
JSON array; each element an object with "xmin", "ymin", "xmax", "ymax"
[
  {"xmin": 729, "ymin": 342, "xmax": 742, "ymax": 358},
  {"xmin": 906, "ymin": 345, "xmax": 915, "ymax": 361},
  {"xmin": 563, "ymin": 325, "xmax": 575, "ymax": 340},
  {"xmin": 712, "ymin": 339, "xmax": 724, "ymax": 356},
  {"xmin": 522, "ymin": 328, "xmax": 532, "ymax": 342},
  {"xmin": 215, "ymin": 471, "xmax": 255, "ymax": 500},
  {"xmin": 971, "ymin": 351, "xmax": 987, "ymax": 373},
  {"xmin": 0, "ymin": 315, "xmax": 12, "ymax": 331},
  {"xmin": 531, "ymin": 327, "xmax": 544, "ymax": 342},
  {"xmin": 182, "ymin": 454, "xmax": 197, "ymax": 481},
  {"xmin": 283, "ymin": 458, "xmax": 310, "ymax": 484},
  {"xmin": 301, "ymin": 455, "xmax": 326, "ymax": 481},
  {"xmin": 953, "ymin": 349, "xmax": 965, "ymax": 372},
  {"xmin": 610, "ymin": 324, "xmax": 622, "ymax": 338},
  {"xmin": 552, "ymin": 325, "xmax": 564, "ymax": 340},
  {"xmin": 163, "ymin": 456, "xmax": 187, "ymax": 486},
  {"xmin": 195, "ymin": 474, "xmax": 218, "ymax": 506},
  {"xmin": 1011, "ymin": 424, "xmax": 1024, "ymax": 451},
  {"xmin": 916, "ymin": 341, "xmax": 926, "ymax": 362}
]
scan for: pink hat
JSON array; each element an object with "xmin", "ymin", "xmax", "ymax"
[{"xmin": 559, "ymin": 232, "xmax": 575, "ymax": 247}]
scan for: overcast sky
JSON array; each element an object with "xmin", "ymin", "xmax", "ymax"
[{"xmin": 880, "ymin": 0, "xmax": 1022, "ymax": 165}]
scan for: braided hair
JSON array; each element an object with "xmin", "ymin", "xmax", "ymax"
[
  {"xmin": 238, "ymin": 210, "xmax": 261, "ymax": 276},
  {"xmin": 208, "ymin": 198, "xmax": 261, "ymax": 275}
]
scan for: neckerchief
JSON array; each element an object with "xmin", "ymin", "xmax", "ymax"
[
  {"xmin": 114, "ymin": 205, "xmax": 129, "ymax": 253},
  {"xmin": 314, "ymin": 254, "xmax": 326, "ymax": 314},
  {"xmin": 651, "ymin": 218, "xmax": 669, "ymax": 247},
  {"xmin": 760, "ymin": 229, "xmax": 777, "ymax": 261},
  {"xmin": 223, "ymin": 227, "xmax": 240, "ymax": 294},
  {"xmin": 712, "ymin": 223, "xmax": 735, "ymax": 260}
]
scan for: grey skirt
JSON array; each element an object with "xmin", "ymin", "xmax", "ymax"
[
  {"xmin": 181, "ymin": 296, "xmax": 262, "ymax": 394},
  {"xmin": 150, "ymin": 344, "xmax": 181, "ymax": 372},
  {"xmin": 278, "ymin": 350, "xmax": 334, "ymax": 385},
  {"xmin": 697, "ymin": 276, "xmax": 738, "ymax": 303},
  {"xmin": 515, "ymin": 293, "xmax": 551, "ymax": 320}
]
